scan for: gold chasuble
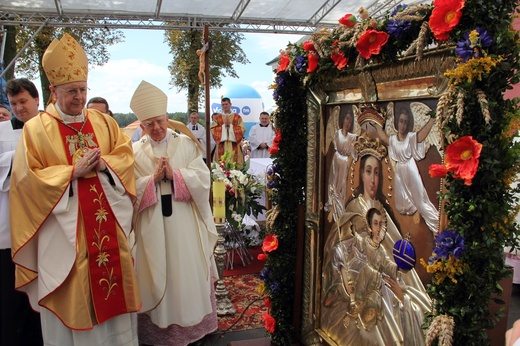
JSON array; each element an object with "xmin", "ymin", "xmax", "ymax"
[
  {"xmin": 211, "ymin": 113, "xmax": 245, "ymax": 167},
  {"xmin": 10, "ymin": 104, "xmax": 141, "ymax": 330}
]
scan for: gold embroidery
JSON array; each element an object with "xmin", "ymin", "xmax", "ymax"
[
  {"xmin": 89, "ymin": 184, "xmax": 118, "ymax": 300},
  {"xmin": 66, "ymin": 131, "xmax": 98, "ymax": 163}
]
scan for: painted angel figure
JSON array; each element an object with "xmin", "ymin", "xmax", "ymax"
[
  {"xmin": 372, "ymin": 102, "xmax": 440, "ymax": 234},
  {"xmin": 324, "ymin": 105, "xmax": 360, "ymax": 223}
]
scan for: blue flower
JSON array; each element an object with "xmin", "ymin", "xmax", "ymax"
[
  {"xmin": 455, "ymin": 40, "xmax": 474, "ymax": 62},
  {"xmin": 431, "ymin": 229, "xmax": 466, "ymax": 261},
  {"xmin": 269, "ymin": 280, "xmax": 281, "ymax": 294},
  {"xmin": 455, "ymin": 27, "xmax": 494, "ymax": 62},
  {"xmin": 295, "ymin": 55, "xmax": 305, "ymax": 73},
  {"xmin": 391, "ymin": 4, "xmax": 407, "ymax": 16},
  {"xmin": 275, "ymin": 74, "xmax": 287, "ymax": 89},
  {"xmin": 259, "ymin": 267, "xmax": 271, "ymax": 281},
  {"xmin": 267, "ymin": 179, "xmax": 278, "ymax": 189},
  {"xmin": 475, "ymin": 27, "xmax": 494, "ymax": 48},
  {"xmin": 267, "ymin": 164, "xmax": 279, "ymax": 176},
  {"xmin": 386, "ymin": 4, "xmax": 411, "ymax": 39}
]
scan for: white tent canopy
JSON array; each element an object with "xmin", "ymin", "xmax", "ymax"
[{"xmin": 0, "ymin": 0, "xmax": 427, "ymax": 34}]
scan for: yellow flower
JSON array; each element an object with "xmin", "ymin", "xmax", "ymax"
[
  {"xmin": 257, "ymin": 282, "xmax": 267, "ymax": 295},
  {"xmin": 445, "ymin": 56, "xmax": 503, "ymax": 85},
  {"xmin": 421, "ymin": 255, "xmax": 466, "ymax": 285}
]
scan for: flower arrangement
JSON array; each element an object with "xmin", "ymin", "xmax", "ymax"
[
  {"xmin": 211, "ymin": 151, "xmax": 266, "ymax": 229},
  {"xmin": 266, "ymin": 0, "xmax": 520, "ymax": 345},
  {"xmin": 421, "ymin": 229, "xmax": 468, "ymax": 284}
]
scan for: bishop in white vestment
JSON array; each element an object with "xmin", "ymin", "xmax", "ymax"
[{"xmin": 131, "ymin": 81, "xmax": 219, "ymax": 346}]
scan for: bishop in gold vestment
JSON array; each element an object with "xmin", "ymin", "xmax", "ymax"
[{"xmin": 10, "ymin": 33, "xmax": 141, "ymax": 346}]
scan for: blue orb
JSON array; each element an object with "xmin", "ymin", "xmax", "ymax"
[{"xmin": 393, "ymin": 239, "xmax": 416, "ymax": 271}]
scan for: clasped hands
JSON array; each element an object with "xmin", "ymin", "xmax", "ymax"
[
  {"xmin": 223, "ymin": 116, "xmax": 231, "ymax": 126},
  {"xmin": 73, "ymin": 148, "xmax": 105, "ymax": 179},
  {"xmin": 153, "ymin": 157, "xmax": 174, "ymax": 183}
]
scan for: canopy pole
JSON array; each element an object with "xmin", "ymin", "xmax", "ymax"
[{"xmin": 0, "ymin": 20, "xmax": 49, "ymax": 79}]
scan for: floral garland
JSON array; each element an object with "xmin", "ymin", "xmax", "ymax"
[
  {"xmin": 267, "ymin": 0, "xmax": 520, "ymax": 344},
  {"xmin": 261, "ymin": 71, "xmax": 307, "ymax": 344}
]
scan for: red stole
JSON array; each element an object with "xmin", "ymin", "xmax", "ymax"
[{"xmin": 56, "ymin": 117, "xmax": 128, "ymax": 324}]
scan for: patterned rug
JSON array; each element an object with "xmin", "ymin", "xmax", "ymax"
[{"xmin": 218, "ymin": 274, "xmax": 267, "ymax": 332}]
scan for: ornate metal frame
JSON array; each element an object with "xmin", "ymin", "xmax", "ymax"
[{"xmin": 299, "ymin": 49, "xmax": 455, "ymax": 345}]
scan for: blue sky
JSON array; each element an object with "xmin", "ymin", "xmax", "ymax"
[{"xmin": 85, "ymin": 29, "xmax": 303, "ymax": 114}]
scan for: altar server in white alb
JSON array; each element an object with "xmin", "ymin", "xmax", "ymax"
[
  {"xmin": 187, "ymin": 111, "xmax": 215, "ymax": 162},
  {"xmin": 130, "ymin": 80, "xmax": 219, "ymax": 346},
  {"xmin": 248, "ymin": 111, "xmax": 275, "ymax": 158}
]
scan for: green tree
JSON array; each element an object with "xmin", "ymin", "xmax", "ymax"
[
  {"xmin": 11, "ymin": 23, "xmax": 124, "ymax": 105},
  {"xmin": 165, "ymin": 28, "xmax": 249, "ymax": 114}
]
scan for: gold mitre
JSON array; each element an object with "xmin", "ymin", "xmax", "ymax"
[
  {"xmin": 357, "ymin": 103, "xmax": 386, "ymax": 127},
  {"xmin": 130, "ymin": 80, "xmax": 167, "ymax": 122},
  {"xmin": 42, "ymin": 33, "xmax": 88, "ymax": 86},
  {"xmin": 354, "ymin": 135, "xmax": 387, "ymax": 160}
]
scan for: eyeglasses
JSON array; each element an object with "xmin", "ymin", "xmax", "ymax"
[
  {"xmin": 57, "ymin": 86, "xmax": 89, "ymax": 96},
  {"xmin": 142, "ymin": 117, "xmax": 168, "ymax": 129}
]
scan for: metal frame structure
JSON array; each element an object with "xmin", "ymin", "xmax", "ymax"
[{"xmin": 0, "ymin": 0, "xmax": 420, "ymax": 34}]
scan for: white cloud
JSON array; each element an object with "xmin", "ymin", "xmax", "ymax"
[{"xmin": 88, "ymin": 58, "xmax": 187, "ymax": 114}]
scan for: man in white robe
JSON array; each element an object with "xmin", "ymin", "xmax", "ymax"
[
  {"xmin": 249, "ymin": 111, "xmax": 275, "ymax": 158},
  {"xmin": 131, "ymin": 81, "xmax": 219, "ymax": 346},
  {"xmin": 1, "ymin": 78, "xmax": 42, "ymax": 345},
  {"xmin": 188, "ymin": 111, "xmax": 215, "ymax": 162}
]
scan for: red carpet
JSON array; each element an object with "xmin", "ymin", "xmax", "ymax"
[
  {"xmin": 218, "ymin": 274, "xmax": 268, "ymax": 332},
  {"xmin": 224, "ymin": 246, "xmax": 265, "ymax": 277}
]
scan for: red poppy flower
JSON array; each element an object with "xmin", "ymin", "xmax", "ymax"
[
  {"xmin": 445, "ymin": 135, "xmax": 482, "ymax": 186},
  {"xmin": 262, "ymin": 234, "xmax": 279, "ymax": 253},
  {"xmin": 264, "ymin": 297, "xmax": 271, "ymax": 308},
  {"xmin": 433, "ymin": 0, "xmax": 465, "ymax": 11},
  {"xmin": 356, "ymin": 29, "xmax": 390, "ymax": 60},
  {"xmin": 307, "ymin": 52, "xmax": 319, "ymax": 73},
  {"xmin": 273, "ymin": 129, "xmax": 282, "ymax": 144},
  {"xmin": 339, "ymin": 13, "xmax": 357, "ymax": 27},
  {"xmin": 257, "ymin": 253, "xmax": 267, "ymax": 261},
  {"xmin": 429, "ymin": 0, "xmax": 465, "ymax": 41},
  {"xmin": 302, "ymin": 40, "xmax": 315, "ymax": 52},
  {"xmin": 429, "ymin": 164, "xmax": 448, "ymax": 178},
  {"xmin": 262, "ymin": 313, "xmax": 276, "ymax": 333},
  {"xmin": 331, "ymin": 52, "xmax": 348, "ymax": 70},
  {"xmin": 276, "ymin": 53, "xmax": 290, "ymax": 72}
]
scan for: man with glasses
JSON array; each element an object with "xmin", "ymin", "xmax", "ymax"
[
  {"xmin": 130, "ymin": 80, "xmax": 218, "ymax": 346},
  {"xmin": 9, "ymin": 34, "xmax": 140, "ymax": 345}
]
